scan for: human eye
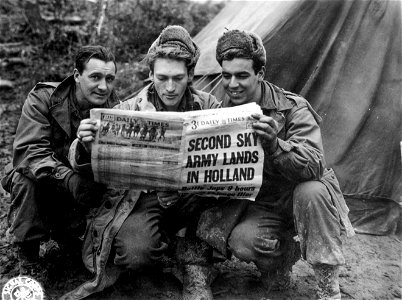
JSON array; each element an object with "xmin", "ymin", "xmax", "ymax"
[
  {"xmin": 238, "ymin": 73, "xmax": 250, "ymax": 79},
  {"xmin": 90, "ymin": 74, "xmax": 100, "ymax": 81},
  {"xmin": 174, "ymin": 76, "xmax": 184, "ymax": 81},
  {"xmin": 157, "ymin": 75, "xmax": 167, "ymax": 81},
  {"xmin": 106, "ymin": 76, "xmax": 115, "ymax": 83},
  {"xmin": 222, "ymin": 73, "xmax": 231, "ymax": 80}
]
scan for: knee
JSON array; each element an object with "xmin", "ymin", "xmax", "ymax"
[
  {"xmin": 228, "ymin": 223, "xmax": 254, "ymax": 262},
  {"xmin": 293, "ymin": 181, "xmax": 330, "ymax": 211},
  {"xmin": 114, "ymin": 220, "xmax": 165, "ymax": 270},
  {"xmin": 8, "ymin": 173, "xmax": 39, "ymax": 230},
  {"xmin": 10, "ymin": 172, "xmax": 36, "ymax": 198},
  {"xmin": 228, "ymin": 224, "xmax": 282, "ymax": 262},
  {"xmin": 116, "ymin": 236, "xmax": 161, "ymax": 270}
]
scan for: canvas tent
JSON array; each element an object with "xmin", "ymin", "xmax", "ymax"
[{"xmin": 193, "ymin": 0, "xmax": 401, "ymax": 235}]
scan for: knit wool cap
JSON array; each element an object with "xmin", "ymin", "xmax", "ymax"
[
  {"xmin": 147, "ymin": 25, "xmax": 200, "ymax": 66},
  {"xmin": 216, "ymin": 29, "xmax": 266, "ymax": 65}
]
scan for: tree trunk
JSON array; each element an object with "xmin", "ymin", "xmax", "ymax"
[
  {"xmin": 89, "ymin": 0, "xmax": 108, "ymax": 44},
  {"xmin": 23, "ymin": 0, "xmax": 46, "ymax": 34}
]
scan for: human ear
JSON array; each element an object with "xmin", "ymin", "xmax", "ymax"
[
  {"xmin": 188, "ymin": 69, "xmax": 194, "ymax": 83},
  {"xmin": 258, "ymin": 66, "xmax": 265, "ymax": 82},
  {"xmin": 73, "ymin": 68, "xmax": 80, "ymax": 83}
]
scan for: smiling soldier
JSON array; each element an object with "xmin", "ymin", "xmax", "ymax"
[
  {"xmin": 197, "ymin": 29, "xmax": 355, "ymax": 300},
  {"xmin": 219, "ymin": 29, "xmax": 355, "ymax": 300},
  {"xmin": 0, "ymin": 46, "xmax": 119, "ymax": 280}
]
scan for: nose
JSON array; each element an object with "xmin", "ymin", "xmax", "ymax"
[
  {"xmin": 166, "ymin": 79, "xmax": 175, "ymax": 92},
  {"xmin": 98, "ymin": 78, "xmax": 107, "ymax": 91},
  {"xmin": 228, "ymin": 76, "xmax": 239, "ymax": 88}
]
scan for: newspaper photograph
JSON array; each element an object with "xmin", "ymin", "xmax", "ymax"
[{"xmin": 90, "ymin": 103, "xmax": 264, "ymax": 200}]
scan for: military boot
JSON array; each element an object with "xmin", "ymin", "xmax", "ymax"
[
  {"xmin": 260, "ymin": 233, "xmax": 300, "ymax": 292},
  {"xmin": 260, "ymin": 268, "xmax": 292, "ymax": 292},
  {"xmin": 172, "ymin": 234, "xmax": 217, "ymax": 300},
  {"xmin": 17, "ymin": 240, "xmax": 48, "ymax": 282},
  {"xmin": 182, "ymin": 264, "xmax": 217, "ymax": 300},
  {"xmin": 313, "ymin": 264, "xmax": 341, "ymax": 300}
]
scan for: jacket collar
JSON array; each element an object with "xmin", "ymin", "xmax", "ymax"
[
  {"xmin": 146, "ymin": 83, "xmax": 197, "ymax": 112},
  {"xmin": 258, "ymin": 81, "xmax": 294, "ymax": 112},
  {"xmin": 49, "ymin": 75, "xmax": 119, "ymax": 137}
]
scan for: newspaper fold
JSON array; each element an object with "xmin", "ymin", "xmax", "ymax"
[{"xmin": 90, "ymin": 103, "xmax": 264, "ymax": 200}]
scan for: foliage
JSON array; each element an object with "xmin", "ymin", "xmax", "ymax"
[
  {"xmin": 98, "ymin": 0, "xmax": 224, "ymax": 62},
  {"xmin": 0, "ymin": 0, "xmax": 224, "ymax": 100},
  {"xmin": 189, "ymin": 1, "xmax": 225, "ymax": 37}
]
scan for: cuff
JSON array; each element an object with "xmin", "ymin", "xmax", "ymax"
[
  {"xmin": 52, "ymin": 165, "xmax": 73, "ymax": 183},
  {"xmin": 68, "ymin": 139, "xmax": 92, "ymax": 173},
  {"xmin": 270, "ymin": 138, "xmax": 293, "ymax": 158}
]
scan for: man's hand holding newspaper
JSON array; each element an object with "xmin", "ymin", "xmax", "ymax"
[{"xmin": 76, "ymin": 119, "xmax": 98, "ymax": 153}]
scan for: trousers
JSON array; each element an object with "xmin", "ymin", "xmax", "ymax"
[
  {"xmin": 228, "ymin": 180, "xmax": 345, "ymax": 270},
  {"xmin": 7, "ymin": 172, "xmax": 87, "ymax": 244},
  {"xmin": 112, "ymin": 192, "xmax": 216, "ymax": 270}
]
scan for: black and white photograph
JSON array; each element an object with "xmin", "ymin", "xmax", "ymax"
[{"xmin": 0, "ymin": 0, "xmax": 400, "ymax": 299}]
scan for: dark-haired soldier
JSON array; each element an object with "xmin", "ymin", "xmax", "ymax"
[
  {"xmin": 199, "ymin": 29, "xmax": 355, "ymax": 300},
  {"xmin": 1, "ymin": 45, "xmax": 119, "ymax": 276}
]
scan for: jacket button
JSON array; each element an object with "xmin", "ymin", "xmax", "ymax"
[
  {"xmin": 54, "ymin": 172, "xmax": 61, "ymax": 178},
  {"xmin": 104, "ymin": 201, "xmax": 112, "ymax": 209}
]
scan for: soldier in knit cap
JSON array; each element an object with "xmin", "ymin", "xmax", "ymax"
[
  {"xmin": 64, "ymin": 25, "xmax": 220, "ymax": 299},
  {"xmin": 198, "ymin": 29, "xmax": 355, "ymax": 300}
]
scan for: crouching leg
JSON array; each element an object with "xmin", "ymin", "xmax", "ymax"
[
  {"xmin": 174, "ymin": 236, "xmax": 217, "ymax": 300},
  {"xmin": 294, "ymin": 181, "xmax": 345, "ymax": 299},
  {"xmin": 112, "ymin": 200, "xmax": 169, "ymax": 271},
  {"xmin": 228, "ymin": 204, "xmax": 300, "ymax": 292},
  {"xmin": 7, "ymin": 172, "xmax": 85, "ymax": 281}
]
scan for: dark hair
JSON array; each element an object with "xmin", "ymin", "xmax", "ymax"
[
  {"xmin": 217, "ymin": 49, "xmax": 265, "ymax": 74},
  {"xmin": 146, "ymin": 47, "xmax": 195, "ymax": 74},
  {"xmin": 74, "ymin": 45, "xmax": 117, "ymax": 74}
]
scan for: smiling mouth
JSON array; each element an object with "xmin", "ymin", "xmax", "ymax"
[
  {"xmin": 94, "ymin": 92, "xmax": 107, "ymax": 97},
  {"xmin": 229, "ymin": 91, "xmax": 243, "ymax": 97},
  {"xmin": 165, "ymin": 95, "xmax": 177, "ymax": 99}
]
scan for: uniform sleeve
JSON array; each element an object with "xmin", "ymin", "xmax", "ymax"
[
  {"xmin": 68, "ymin": 138, "xmax": 92, "ymax": 174},
  {"xmin": 268, "ymin": 103, "xmax": 325, "ymax": 182},
  {"xmin": 13, "ymin": 88, "xmax": 72, "ymax": 182}
]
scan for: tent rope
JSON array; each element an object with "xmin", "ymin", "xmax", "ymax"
[{"xmin": 199, "ymin": 74, "xmax": 222, "ymax": 92}]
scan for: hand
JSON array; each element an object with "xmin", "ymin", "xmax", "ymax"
[
  {"xmin": 64, "ymin": 172, "xmax": 106, "ymax": 208},
  {"xmin": 251, "ymin": 113, "xmax": 279, "ymax": 154},
  {"xmin": 76, "ymin": 119, "xmax": 99, "ymax": 153},
  {"xmin": 157, "ymin": 191, "xmax": 180, "ymax": 209}
]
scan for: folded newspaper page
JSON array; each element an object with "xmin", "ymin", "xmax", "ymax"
[{"xmin": 90, "ymin": 103, "xmax": 264, "ymax": 200}]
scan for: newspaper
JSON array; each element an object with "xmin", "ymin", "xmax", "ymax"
[{"xmin": 90, "ymin": 103, "xmax": 264, "ymax": 200}]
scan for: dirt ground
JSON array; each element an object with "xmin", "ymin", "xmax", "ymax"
[{"xmin": 0, "ymin": 94, "xmax": 401, "ymax": 300}]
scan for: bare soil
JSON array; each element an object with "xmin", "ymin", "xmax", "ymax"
[{"xmin": 0, "ymin": 93, "xmax": 401, "ymax": 300}]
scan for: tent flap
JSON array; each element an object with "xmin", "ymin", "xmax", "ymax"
[{"xmin": 194, "ymin": 0, "xmax": 401, "ymax": 235}]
